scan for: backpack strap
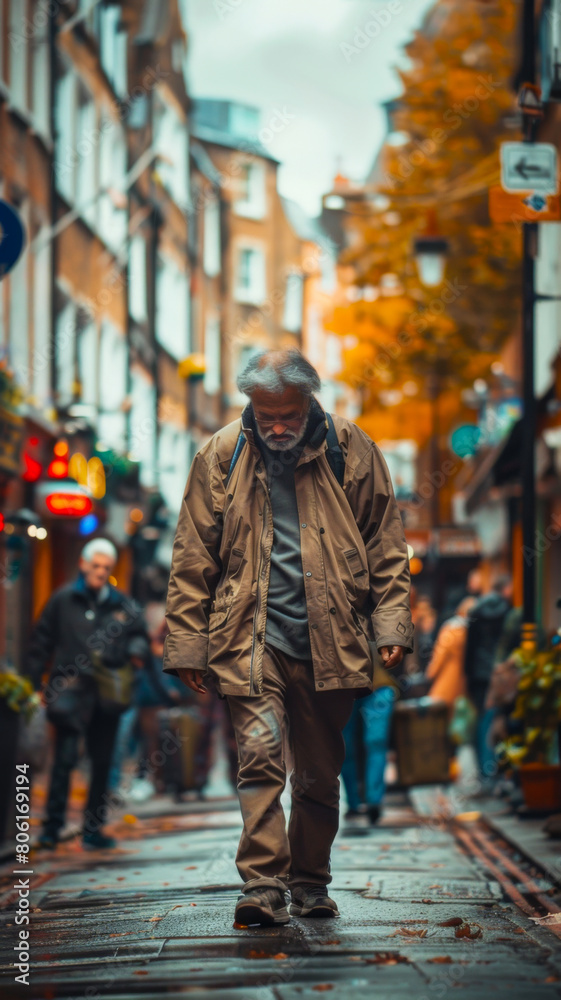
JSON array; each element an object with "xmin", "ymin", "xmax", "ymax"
[
  {"xmin": 225, "ymin": 431, "xmax": 246, "ymax": 487},
  {"xmin": 325, "ymin": 413, "xmax": 345, "ymax": 488}
]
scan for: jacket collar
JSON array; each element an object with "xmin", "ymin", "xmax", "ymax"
[
  {"xmin": 72, "ymin": 574, "xmax": 119, "ymax": 606},
  {"xmin": 241, "ymin": 396, "xmax": 330, "ymax": 466}
]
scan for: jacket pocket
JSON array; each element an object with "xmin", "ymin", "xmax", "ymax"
[
  {"xmin": 209, "ymin": 606, "xmax": 233, "ymax": 632},
  {"xmin": 344, "ymin": 547, "xmax": 368, "ymax": 591}
]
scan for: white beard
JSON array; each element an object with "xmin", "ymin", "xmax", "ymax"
[{"xmin": 260, "ymin": 423, "xmax": 308, "ymax": 451}]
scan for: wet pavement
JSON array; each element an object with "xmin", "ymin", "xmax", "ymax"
[{"xmin": 2, "ymin": 793, "xmax": 561, "ymax": 999}]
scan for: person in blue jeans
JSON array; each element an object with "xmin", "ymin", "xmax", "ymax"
[{"xmin": 341, "ymin": 685, "xmax": 396, "ymax": 826}]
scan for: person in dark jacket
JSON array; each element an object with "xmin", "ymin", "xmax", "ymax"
[
  {"xmin": 26, "ymin": 539, "xmax": 153, "ymax": 851},
  {"xmin": 464, "ymin": 576, "xmax": 512, "ymax": 782}
]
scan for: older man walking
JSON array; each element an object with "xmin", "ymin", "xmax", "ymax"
[
  {"xmin": 164, "ymin": 350, "xmax": 413, "ymax": 925},
  {"xmin": 27, "ymin": 539, "xmax": 151, "ymax": 851}
]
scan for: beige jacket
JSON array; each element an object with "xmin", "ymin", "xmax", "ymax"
[{"xmin": 163, "ymin": 401, "xmax": 413, "ymax": 697}]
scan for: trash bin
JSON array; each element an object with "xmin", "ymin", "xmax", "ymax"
[{"xmin": 393, "ymin": 696, "xmax": 451, "ymax": 786}]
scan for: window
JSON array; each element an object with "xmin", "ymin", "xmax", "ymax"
[
  {"xmin": 283, "ymin": 272, "xmax": 303, "ymax": 332},
  {"xmin": 77, "ymin": 319, "xmax": 98, "ymax": 409},
  {"xmin": 32, "ymin": 234, "xmax": 52, "ymax": 408},
  {"xmin": 158, "ymin": 423, "xmax": 190, "ymax": 515},
  {"xmin": 130, "ymin": 366, "xmax": 156, "ymax": 486},
  {"xmin": 76, "ymin": 85, "xmax": 96, "ymax": 227},
  {"xmin": 98, "ymin": 321, "xmax": 127, "ymax": 451},
  {"xmin": 31, "ymin": 18, "xmax": 50, "ymax": 138},
  {"xmin": 203, "ymin": 198, "xmax": 221, "ymax": 277},
  {"xmin": 153, "ymin": 93, "xmax": 189, "ymax": 208},
  {"xmin": 55, "ymin": 299, "xmax": 76, "ymax": 408},
  {"xmin": 99, "ymin": 4, "xmax": 128, "ymax": 99},
  {"xmin": 129, "ymin": 235, "xmax": 148, "ymax": 323},
  {"xmin": 155, "ymin": 253, "xmax": 190, "ymax": 359},
  {"xmin": 234, "ymin": 161, "xmax": 266, "ymax": 219},
  {"xmin": 203, "ymin": 315, "xmax": 221, "ymax": 396},
  {"xmin": 235, "ymin": 245, "xmax": 266, "ymax": 304},
  {"xmin": 54, "ymin": 67, "xmax": 76, "ymax": 204},
  {"xmin": 99, "ymin": 115, "xmax": 127, "ymax": 251},
  {"xmin": 9, "ymin": 252, "xmax": 30, "ymax": 391},
  {"xmin": 9, "ymin": 0, "xmax": 29, "ymax": 112}
]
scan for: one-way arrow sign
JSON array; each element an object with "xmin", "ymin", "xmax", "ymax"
[{"xmin": 501, "ymin": 142, "xmax": 558, "ymax": 195}]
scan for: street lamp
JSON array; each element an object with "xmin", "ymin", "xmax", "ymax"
[
  {"xmin": 412, "ymin": 219, "xmax": 451, "ymax": 531},
  {"xmin": 413, "ymin": 234, "xmax": 450, "ymax": 288}
]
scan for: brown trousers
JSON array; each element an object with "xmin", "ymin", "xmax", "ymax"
[{"xmin": 227, "ymin": 644, "xmax": 356, "ymax": 889}]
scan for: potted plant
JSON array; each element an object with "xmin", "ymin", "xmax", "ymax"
[
  {"xmin": 0, "ymin": 670, "xmax": 40, "ymax": 845},
  {"xmin": 497, "ymin": 637, "xmax": 561, "ymax": 812}
]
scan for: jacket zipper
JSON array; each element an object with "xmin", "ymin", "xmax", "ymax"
[{"xmin": 249, "ymin": 491, "xmax": 270, "ymax": 695}]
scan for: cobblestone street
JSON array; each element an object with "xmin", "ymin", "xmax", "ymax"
[{"xmin": 2, "ymin": 791, "xmax": 561, "ymax": 999}]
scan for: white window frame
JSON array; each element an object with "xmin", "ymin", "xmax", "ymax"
[
  {"xmin": 203, "ymin": 314, "xmax": 221, "ymax": 396},
  {"xmin": 233, "ymin": 160, "xmax": 266, "ymax": 220},
  {"xmin": 32, "ymin": 232, "xmax": 52, "ymax": 408},
  {"xmin": 234, "ymin": 242, "xmax": 266, "ymax": 305},
  {"xmin": 155, "ymin": 252, "xmax": 190, "ymax": 360},
  {"xmin": 283, "ymin": 271, "xmax": 303, "ymax": 333},
  {"xmin": 203, "ymin": 197, "xmax": 221, "ymax": 278},
  {"xmin": 8, "ymin": 0, "xmax": 29, "ymax": 113},
  {"xmin": 129, "ymin": 234, "xmax": 148, "ymax": 323}
]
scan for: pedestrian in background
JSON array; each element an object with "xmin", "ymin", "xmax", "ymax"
[
  {"xmin": 463, "ymin": 576, "xmax": 512, "ymax": 786},
  {"xmin": 341, "ymin": 654, "xmax": 399, "ymax": 831},
  {"xmin": 164, "ymin": 350, "xmax": 413, "ymax": 927},
  {"xmin": 426, "ymin": 596, "xmax": 476, "ymax": 712},
  {"xmin": 26, "ymin": 539, "xmax": 151, "ymax": 851}
]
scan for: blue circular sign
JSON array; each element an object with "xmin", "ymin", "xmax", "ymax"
[{"xmin": 0, "ymin": 200, "xmax": 26, "ymax": 280}]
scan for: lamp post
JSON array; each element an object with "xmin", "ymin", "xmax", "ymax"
[{"xmin": 413, "ymin": 218, "xmax": 450, "ymax": 529}]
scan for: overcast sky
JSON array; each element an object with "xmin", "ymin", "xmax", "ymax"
[{"xmin": 185, "ymin": 0, "xmax": 435, "ymax": 215}]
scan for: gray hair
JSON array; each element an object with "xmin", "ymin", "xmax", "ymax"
[
  {"xmin": 237, "ymin": 349, "xmax": 321, "ymax": 397},
  {"xmin": 81, "ymin": 538, "xmax": 118, "ymax": 564}
]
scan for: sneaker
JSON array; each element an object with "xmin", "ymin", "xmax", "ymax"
[
  {"xmin": 82, "ymin": 830, "xmax": 118, "ymax": 851},
  {"xmin": 367, "ymin": 804, "xmax": 381, "ymax": 825},
  {"xmin": 37, "ymin": 833, "xmax": 58, "ymax": 850},
  {"xmin": 127, "ymin": 776, "xmax": 156, "ymax": 803},
  {"xmin": 289, "ymin": 884, "xmax": 339, "ymax": 918},
  {"xmin": 343, "ymin": 809, "xmax": 370, "ymax": 834},
  {"xmin": 235, "ymin": 885, "xmax": 290, "ymax": 926}
]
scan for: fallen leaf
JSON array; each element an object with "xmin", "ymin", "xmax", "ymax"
[
  {"xmin": 116, "ymin": 877, "xmax": 126, "ymax": 881},
  {"xmin": 190, "ymin": 903, "xmax": 197, "ymax": 907},
  {"xmin": 428, "ymin": 957, "xmax": 453, "ymax": 964},
  {"xmin": 122, "ymin": 814, "xmax": 137, "ymax": 824},
  {"xmin": 390, "ymin": 927, "xmax": 428, "ymax": 938},
  {"xmin": 274, "ymin": 953, "xmax": 289, "ymax": 960},
  {"xmin": 421, "ymin": 899, "xmax": 434, "ymax": 904},
  {"xmin": 184, "ymin": 865, "xmax": 197, "ymax": 870},
  {"xmin": 544, "ymin": 977, "xmax": 560, "ymax": 983},
  {"xmin": 133, "ymin": 970, "xmax": 149, "ymax": 976},
  {"xmin": 233, "ymin": 921, "xmax": 248, "ymax": 929},
  {"xmin": 322, "ymin": 940, "xmax": 341, "ymax": 945},
  {"xmin": 148, "ymin": 916, "xmax": 162, "ymax": 923},
  {"xmin": 430, "ymin": 863, "xmax": 445, "ymax": 868},
  {"xmin": 428, "ymin": 885, "xmax": 442, "ymax": 890},
  {"xmin": 439, "ymin": 917, "xmax": 464, "ymax": 927},
  {"xmin": 455, "ymin": 923, "xmax": 482, "ymax": 940},
  {"xmin": 249, "ymin": 950, "xmax": 271, "ymax": 959},
  {"xmin": 530, "ymin": 913, "xmax": 561, "ymax": 926},
  {"xmin": 312, "ymin": 987, "xmax": 334, "ymax": 992},
  {"xmin": 170, "ymin": 905, "xmax": 184, "ymax": 911}
]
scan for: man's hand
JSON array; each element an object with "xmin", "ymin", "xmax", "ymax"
[
  {"xmin": 178, "ymin": 669, "xmax": 207, "ymax": 694},
  {"xmin": 379, "ymin": 645, "xmax": 406, "ymax": 670}
]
